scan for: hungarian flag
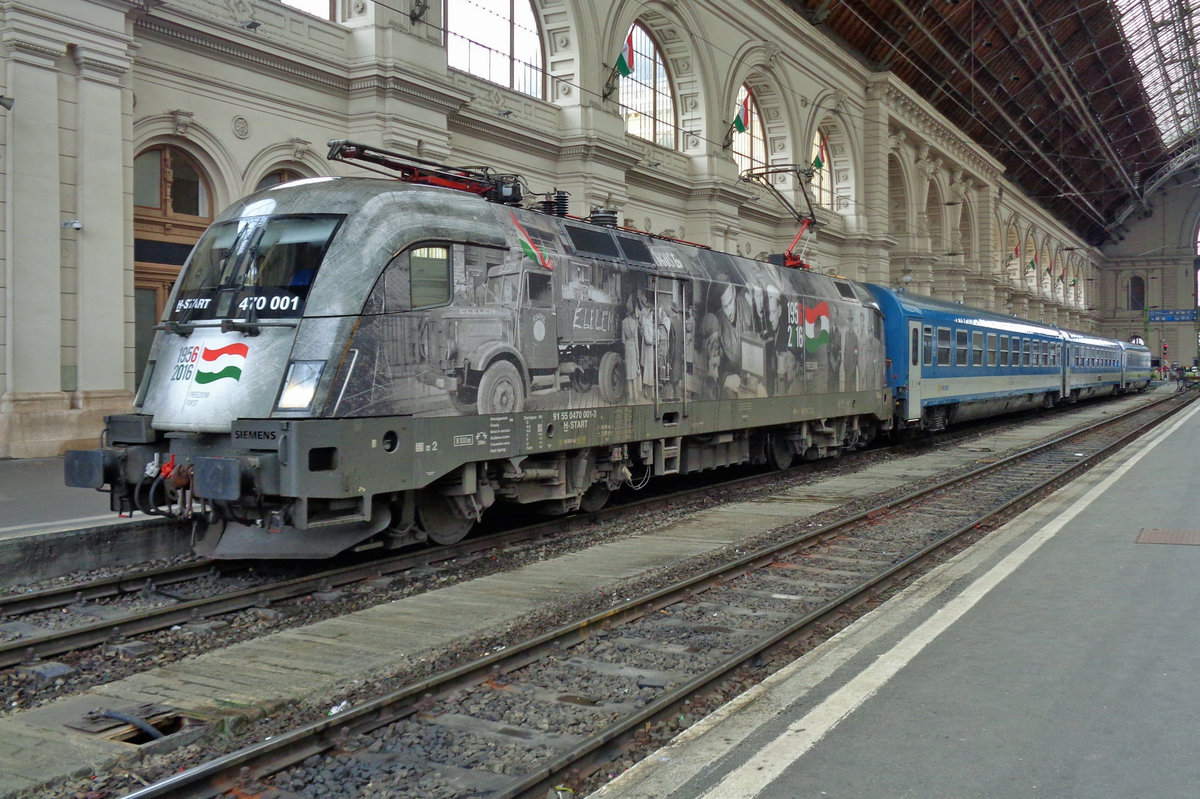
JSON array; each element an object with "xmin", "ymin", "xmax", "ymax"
[
  {"xmin": 510, "ymin": 211, "xmax": 552, "ymax": 270},
  {"xmin": 616, "ymin": 32, "xmax": 634, "ymax": 77},
  {"xmin": 812, "ymin": 133, "xmax": 829, "ymax": 170},
  {"xmin": 733, "ymin": 94, "xmax": 750, "ymax": 133},
  {"xmin": 1027, "ymin": 253, "xmax": 1037, "ymax": 273},
  {"xmin": 196, "ymin": 343, "xmax": 249, "ymax": 384}
]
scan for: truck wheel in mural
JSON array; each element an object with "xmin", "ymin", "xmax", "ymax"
[
  {"xmin": 598, "ymin": 351, "xmax": 625, "ymax": 404},
  {"xmin": 477, "ymin": 360, "xmax": 525, "ymax": 414},
  {"xmin": 417, "ymin": 488, "xmax": 473, "ymax": 545},
  {"xmin": 579, "ymin": 481, "xmax": 611, "ymax": 513},
  {"xmin": 450, "ymin": 384, "xmax": 478, "ymax": 414},
  {"xmin": 569, "ymin": 368, "xmax": 594, "ymax": 393},
  {"xmin": 766, "ymin": 431, "xmax": 795, "ymax": 470}
]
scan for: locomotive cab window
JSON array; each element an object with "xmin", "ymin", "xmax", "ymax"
[
  {"xmin": 366, "ymin": 243, "xmax": 453, "ymax": 313},
  {"xmin": 410, "ymin": 246, "xmax": 452, "ymax": 308},
  {"xmin": 170, "ymin": 214, "xmax": 343, "ymax": 321}
]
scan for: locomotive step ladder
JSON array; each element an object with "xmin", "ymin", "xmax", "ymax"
[{"xmin": 654, "ymin": 436, "xmax": 682, "ymax": 475}]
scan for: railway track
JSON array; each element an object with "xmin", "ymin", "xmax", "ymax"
[
  {"xmin": 0, "ymin": 404, "xmax": 1041, "ymax": 674},
  {"xmin": 108, "ymin": 390, "xmax": 1195, "ymax": 799}
]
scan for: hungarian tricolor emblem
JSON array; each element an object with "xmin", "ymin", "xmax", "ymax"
[
  {"xmin": 788, "ymin": 301, "xmax": 832, "ymax": 352},
  {"xmin": 196, "ymin": 343, "xmax": 249, "ymax": 384},
  {"xmin": 800, "ymin": 301, "xmax": 832, "ymax": 352},
  {"xmin": 511, "ymin": 211, "xmax": 552, "ymax": 270}
]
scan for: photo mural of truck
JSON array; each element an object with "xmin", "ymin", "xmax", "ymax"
[{"xmin": 330, "ymin": 198, "xmax": 881, "ymax": 422}]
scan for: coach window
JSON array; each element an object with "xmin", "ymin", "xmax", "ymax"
[
  {"xmin": 923, "ymin": 326, "xmax": 934, "ymax": 366},
  {"xmin": 987, "ymin": 333, "xmax": 998, "ymax": 366},
  {"xmin": 971, "ymin": 331, "xmax": 984, "ymax": 366},
  {"xmin": 911, "ymin": 328, "xmax": 920, "ymax": 367},
  {"xmin": 1041, "ymin": 341, "xmax": 1049, "ymax": 366},
  {"xmin": 999, "ymin": 335, "xmax": 1009, "ymax": 367},
  {"xmin": 937, "ymin": 327, "xmax": 952, "ymax": 366},
  {"xmin": 955, "ymin": 329, "xmax": 969, "ymax": 366},
  {"xmin": 1031, "ymin": 340, "xmax": 1040, "ymax": 367},
  {"xmin": 1020, "ymin": 338, "xmax": 1030, "ymax": 366}
]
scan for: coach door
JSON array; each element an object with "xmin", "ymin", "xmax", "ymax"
[
  {"xmin": 652, "ymin": 276, "xmax": 691, "ymax": 414},
  {"xmin": 906, "ymin": 320, "xmax": 927, "ymax": 423}
]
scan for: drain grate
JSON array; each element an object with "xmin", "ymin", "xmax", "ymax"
[{"xmin": 1135, "ymin": 528, "xmax": 1200, "ymax": 545}]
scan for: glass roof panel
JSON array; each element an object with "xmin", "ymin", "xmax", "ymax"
[{"xmin": 1115, "ymin": 0, "xmax": 1200, "ymax": 148}]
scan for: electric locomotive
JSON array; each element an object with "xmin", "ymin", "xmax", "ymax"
[{"xmin": 65, "ymin": 142, "xmax": 892, "ymax": 558}]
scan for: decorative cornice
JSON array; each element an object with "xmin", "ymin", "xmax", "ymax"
[
  {"xmin": 349, "ymin": 73, "xmax": 473, "ymax": 114},
  {"xmin": 135, "ymin": 15, "xmax": 347, "ymax": 92},
  {"xmin": 879, "ymin": 81, "xmax": 1003, "ymax": 183},
  {"xmin": 447, "ymin": 114, "xmax": 563, "ymax": 162},
  {"xmin": 2, "ymin": 35, "xmax": 62, "ymax": 63}
]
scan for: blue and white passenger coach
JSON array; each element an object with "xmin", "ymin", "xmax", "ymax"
[
  {"xmin": 871, "ymin": 286, "xmax": 1064, "ymax": 431},
  {"xmin": 868, "ymin": 286, "xmax": 1150, "ymax": 432}
]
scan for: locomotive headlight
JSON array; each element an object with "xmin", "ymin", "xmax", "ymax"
[{"xmin": 276, "ymin": 360, "xmax": 325, "ymax": 411}]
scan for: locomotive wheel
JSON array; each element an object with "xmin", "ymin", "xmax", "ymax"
[
  {"xmin": 598, "ymin": 351, "xmax": 625, "ymax": 404},
  {"xmin": 477, "ymin": 361, "xmax": 525, "ymax": 414},
  {"xmin": 579, "ymin": 482, "xmax": 611, "ymax": 513},
  {"xmin": 417, "ymin": 490, "xmax": 473, "ymax": 545},
  {"xmin": 766, "ymin": 432, "xmax": 794, "ymax": 470}
]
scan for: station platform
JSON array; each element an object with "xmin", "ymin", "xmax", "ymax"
[
  {"xmin": 0, "ymin": 457, "xmax": 179, "ymax": 588},
  {"xmin": 591, "ymin": 392, "xmax": 1200, "ymax": 798}
]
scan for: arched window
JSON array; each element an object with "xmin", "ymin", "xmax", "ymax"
[
  {"xmin": 133, "ymin": 145, "xmax": 214, "ymax": 383},
  {"xmin": 446, "ymin": 0, "xmax": 544, "ymax": 99},
  {"xmin": 1128, "ymin": 275, "xmax": 1145, "ymax": 310},
  {"xmin": 255, "ymin": 168, "xmax": 307, "ymax": 191},
  {"xmin": 135, "ymin": 146, "xmax": 210, "ymax": 218},
  {"xmin": 730, "ymin": 85, "xmax": 766, "ymax": 174},
  {"xmin": 810, "ymin": 127, "xmax": 833, "ymax": 208},
  {"xmin": 618, "ymin": 23, "xmax": 677, "ymax": 150}
]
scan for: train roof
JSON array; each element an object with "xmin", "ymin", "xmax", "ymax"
[{"xmin": 865, "ymin": 284, "xmax": 1061, "ymax": 337}]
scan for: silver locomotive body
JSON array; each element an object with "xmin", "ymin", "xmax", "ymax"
[{"xmin": 67, "ymin": 176, "xmax": 892, "ymax": 558}]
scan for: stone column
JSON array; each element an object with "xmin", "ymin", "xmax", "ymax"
[
  {"xmin": 73, "ymin": 48, "xmax": 131, "ymax": 405},
  {"xmin": 1, "ymin": 37, "xmax": 65, "ymax": 457}
]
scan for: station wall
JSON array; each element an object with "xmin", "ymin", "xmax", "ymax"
[{"xmin": 0, "ymin": 0, "xmax": 1173, "ymax": 456}]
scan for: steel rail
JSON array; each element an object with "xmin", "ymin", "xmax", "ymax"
[{"xmin": 118, "ymin": 390, "xmax": 1195, "ymax": 799}]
